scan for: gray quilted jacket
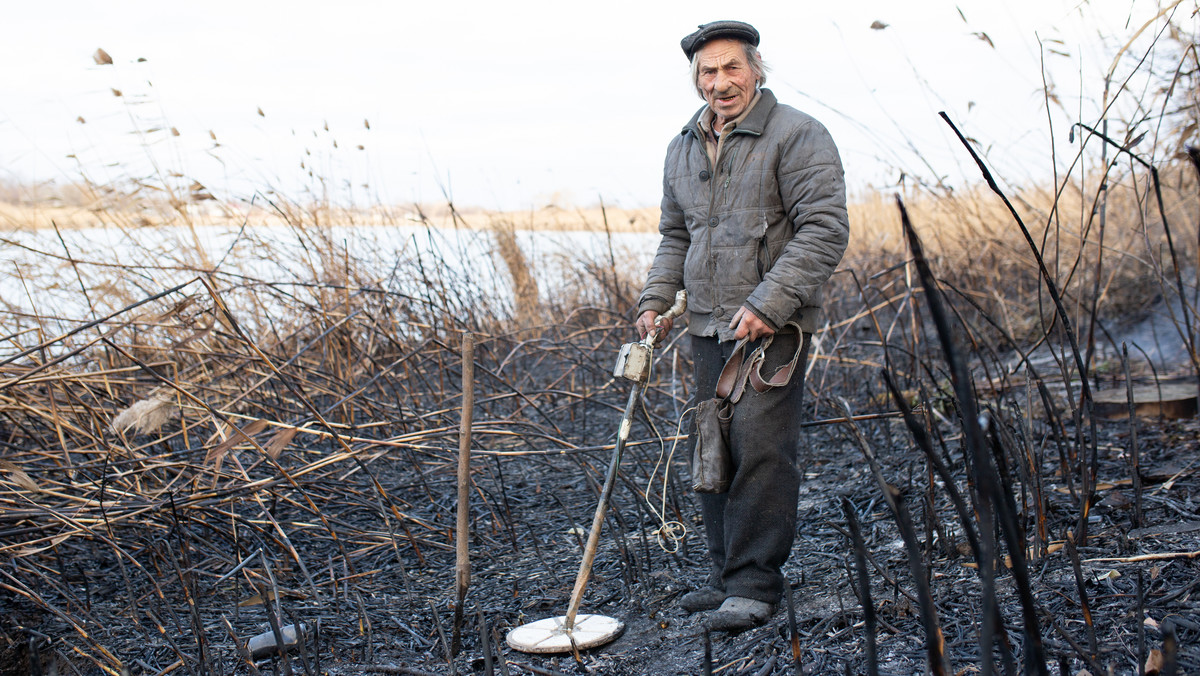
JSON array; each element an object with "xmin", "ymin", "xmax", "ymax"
[{"xmin": 638, "ymin": 88, "xmax": 849, "ymax": 340}]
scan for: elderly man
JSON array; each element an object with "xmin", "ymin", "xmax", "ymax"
[{"xmin": 636, "ymin": 20, "xmax": 848, "ymax": 631}]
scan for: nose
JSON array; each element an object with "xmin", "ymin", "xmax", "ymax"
[{"xmin": 713, "ymin": 70, "xmax": 729, "ymax": 91}]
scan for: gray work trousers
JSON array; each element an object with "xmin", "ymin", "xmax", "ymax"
[{"xmin": 690, "ymin": 328, "xmax": 810, "ymax": 605}]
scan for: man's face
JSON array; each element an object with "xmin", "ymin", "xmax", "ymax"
[{"xmin": 695, "ymin": 38, "xmax": 757, "ymax": 124}]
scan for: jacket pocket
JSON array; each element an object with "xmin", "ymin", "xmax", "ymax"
[{"xmin": 754, "ymin": 214, "xmax": 771, "ymax": 278}]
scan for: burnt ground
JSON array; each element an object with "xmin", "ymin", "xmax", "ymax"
[
  {"xmin": 3, "ymin": 386, "xmax": 1198, "ymax": 675},
  {"xmin": 344, "ymin": 410, "xmax": 1200, "ymax": 676},
  {"xmin": 1, "ymin": 295, "xmax": 1199, "ymax": 676}
]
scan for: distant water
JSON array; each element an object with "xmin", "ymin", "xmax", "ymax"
[{"xmin": 1, "ymin": 222, "xmax": 660, "ymax": 331}]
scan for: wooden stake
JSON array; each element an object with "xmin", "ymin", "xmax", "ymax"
[
  {"xmin": 456, "ymin": 333, "xmax": 476, "ymax": 594},
  {"xmin": 453, "ymin": 333, "xmax": 476, "ymax": 655}
]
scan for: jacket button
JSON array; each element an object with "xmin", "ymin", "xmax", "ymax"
[
  {"xmin": 699, "ymin": 170, "xmax": 711, "ymax": 181},
  {"xmin": 708, "ymin": 216, "xmax": 718, "ymax": 227}
]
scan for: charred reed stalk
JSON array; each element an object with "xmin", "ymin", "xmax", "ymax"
[
  {"xmin": 896, "ymin": 196, "xmax": 1048, "ymax": 673},
  {"xmin": 841, "ymin": 498, "xmax": 878, "ymax": 676},
  {"xmin": 940, "ymin": 112, "xmax": 1100, "ymax": 547},
  {"xmin": 1123, "ymin": 344, "xmax": 1143, "ymax": 529},
  {"xmin": 834, "ymin": 394, "xmax": 948, "ymax": 676}
]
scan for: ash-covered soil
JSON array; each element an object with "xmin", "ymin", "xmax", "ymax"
[
  {"xmin": 6, "ymin": 402, "xmax": 1196, "ymax": 676},
  {"xmin": 340, "ymin": 412, "xmax": 1198, "ymax": 676},
  {"xmin": 2, "ymin": 310, "xmax": 1199, "ymax": 676}
]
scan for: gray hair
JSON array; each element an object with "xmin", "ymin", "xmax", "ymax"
[{"xmin": 689, "ymin": 40, "xmax": 768, "ymax": 99}]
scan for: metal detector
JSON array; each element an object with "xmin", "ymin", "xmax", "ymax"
[{"xmin": 506, "ymin": 290, "xmax": 687, "ymax": 654}]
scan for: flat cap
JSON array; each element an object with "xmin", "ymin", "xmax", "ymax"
[{"xmin": 680, "ymin": 20, "xmax": 760, "ymax": 60}]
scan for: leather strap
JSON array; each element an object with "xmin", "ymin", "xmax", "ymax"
[
  {"xmin": 713, "ymin": 323, "xmax": 804, "ymax": 403},
  {"xmin": 748, "ymin": 322, "xmax": 804, "ymax": 393},
  {"xmin": 715, "ymin": 338, "xmax": 750, "ymax": 401}
]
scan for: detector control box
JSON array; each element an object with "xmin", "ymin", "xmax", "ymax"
[{"xmin": 613, "ymin": 342, "xmax": 652, "ymax": 383}]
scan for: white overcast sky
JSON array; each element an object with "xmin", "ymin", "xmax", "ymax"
[{"xmin": 0, "ymin": 0, "xmax": 1190, "ymax": 211}]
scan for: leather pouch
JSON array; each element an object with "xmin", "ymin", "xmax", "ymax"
[{"xmin": 691, "ymin": 397, "xmax": 733, "ymax": 493}]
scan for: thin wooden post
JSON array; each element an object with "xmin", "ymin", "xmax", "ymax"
[{"xmin": 453, "ymin": 332, "xmax": 476, "ymax": 655}]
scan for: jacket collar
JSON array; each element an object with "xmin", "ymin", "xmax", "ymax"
[{"xmin": 682, "ymin": 87, "xmax": 777, "ymax": 139}]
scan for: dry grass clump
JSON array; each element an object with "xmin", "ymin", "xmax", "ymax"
[
  {"xmin": 109, "ymin": 386, "xmax": 177, "ymax": 436},
  {"xmin": 488, "ymin": 218, "xmax": 540, "ymax": 331},
  {"xmin": 836, "ymin": 162, "xmax": 1200, "ymax": 345}
]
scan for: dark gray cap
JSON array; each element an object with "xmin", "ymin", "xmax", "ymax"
[{"xmin": 680, "ymin": 20, "xmax": 760, "ymax": 60}]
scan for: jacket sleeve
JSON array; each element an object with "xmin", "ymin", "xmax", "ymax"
[
  {"xmin": 745, "ymin": 119, "xmax": 849, "ymax": 327},
  {"xmin": 637, "ymin": 145, "xmax": 690, "ymax": 316}
]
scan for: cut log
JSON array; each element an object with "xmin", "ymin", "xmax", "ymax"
[{"xmin": 1091, "ymin": 382, "xmax": 1197, "ymax": 420}]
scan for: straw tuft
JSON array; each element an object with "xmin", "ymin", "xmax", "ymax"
[{"xmin": 110, "ymin": 389, "xmax": 177, "ymax": 436}]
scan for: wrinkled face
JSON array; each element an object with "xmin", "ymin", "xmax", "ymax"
[{"xmin": 695, "ymin": 38, "xmax": 758, "ymax": 125}]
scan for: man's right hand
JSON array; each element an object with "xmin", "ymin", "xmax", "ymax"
[{"xmin": 636, "ymin": 310, "xmax": 673, "ymax": 343}]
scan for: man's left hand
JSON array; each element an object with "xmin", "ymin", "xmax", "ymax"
[{"xmin": 729, "ymin": 306, "xmax": 775, "ymax": 341}]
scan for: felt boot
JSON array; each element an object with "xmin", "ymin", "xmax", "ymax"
[{"xmin": 706, "ymin": 596, "xmax": 775, "ymax": 632}]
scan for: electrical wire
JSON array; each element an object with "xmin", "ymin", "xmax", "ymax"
[{"xmin": 638, "ymin": 344, "xmax": 691, "ymax": 553}]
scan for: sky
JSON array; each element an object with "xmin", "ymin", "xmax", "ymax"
[{"xmin": 0, "ymin": 0, "xmax": 1192, "ymax": 212}]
